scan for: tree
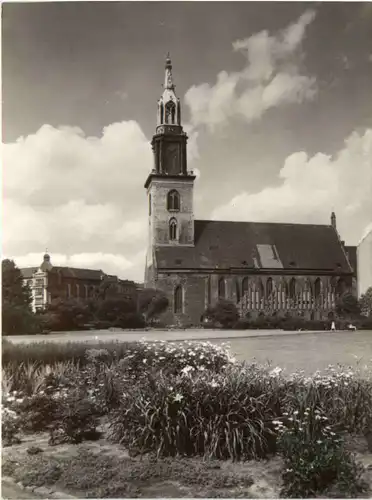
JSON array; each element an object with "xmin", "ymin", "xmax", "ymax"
[
  {"xmin": 45, "ymin": 298, "xmax": 93, "ymax": 331},
  {"xmin": 359, "ymin": 287, "xmax": 372, "ymax": 317},
  {"xmin": 138, "ymin": 288, "xmax": 169, "ymax": 323},
  {"xmin": 336, "ymin": 292, "xmax": 361, "ymax": 319},
  {"xmin": 2, "ymin": 259, "xmax": 37, "ymax": 335},
  {"xmin": 204, "ymin": 300, "xmax": 239, "ymax": 329}
]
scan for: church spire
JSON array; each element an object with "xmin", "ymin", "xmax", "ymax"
[{"xmin": 164, "ymin": 52, "xmax": 175, "ymax": 90}]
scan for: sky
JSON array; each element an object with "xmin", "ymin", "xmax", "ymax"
[{"xmin": 2, "ymin": 1, "xmax": 372, "ymax": 281}]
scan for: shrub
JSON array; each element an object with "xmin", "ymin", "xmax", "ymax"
[
  {"xmin": 17, "ymin": 393, "xmax": 60, "ymax": 433},
  {"xmin": 108, "ymin": 364, "xmax": 286, "ymax": 460},
  {"xmin": 49, "ymin": 388, "xmax": 100, "ymax": 445},
  {"xmin": 283, "ymin": 365, "xmax": 372, "ymax": 435},
  {"xmin": 1, "ymin": 406, "xmax": 22, "ymax": 446},
  {"xmin": 276, "ymin": 407, "xmax": 367, "ymax": 497},
  {"xmin": 204, "ymin": 301, "xmax": 239, "ymax": 329}
]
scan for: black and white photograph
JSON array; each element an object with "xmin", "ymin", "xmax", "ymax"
[{"xmin": 2, "ymin": 1, "xmax": 372, "ymax": 498}]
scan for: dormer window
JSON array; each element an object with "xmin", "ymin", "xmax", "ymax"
[{"xmin": 167, "ymin": 190, "xmax": 180, "ymax": 211}]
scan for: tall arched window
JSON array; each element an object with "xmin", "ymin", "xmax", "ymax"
[
  {"xmin": 218, "ymin": 278, "xmax": 226, "ymax": 299},
  {"xmin": 258, "ymin": 279, "xmax": 264, "ymax": 299},
  {"xmin": 266, "ymin": 278, "xmax": 273, "ymax": 297},
  {"xmin": 242, "ymin": 277, "xmax": 249, "ymax": 296},
  {"xmin": 236, "ymin": 279, "xmax": 240, "ymax": 303},
  {"xmin": 169, "ymin": 218, "xmax": 177, "ymax": 241},
  {"xmin": 167, "ymin": 190, "xmax": 180, "ymax": 211},
  {"xmin": 289, "ymin": 278, "xmax": 296, "ymax": 299},
  {"xmin": 165, "ymin": 102, "xmax": 176, "ymax": 124},
  {"xmin": 174, "ymin": 285, "xmax": 183, "ymax": 313},
  {"xmin": 314, "ymin": 278, "xmax": 321, "ymax": 299},
  {"xmin": 160, "ymin": 103, "xmax": 164, "ymax": 124}
]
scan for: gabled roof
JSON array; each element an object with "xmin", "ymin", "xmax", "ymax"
[
  {"xmin": 155, "ymin": 220, "xmax": 353, "ymax": 273},
  {"xmin": 50, "ymin": 267, "xmax": 104, "ymax": 280}
]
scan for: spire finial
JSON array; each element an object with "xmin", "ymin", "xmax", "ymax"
[{"xmin": 164, "ymin": 52, "xmax": 174, "ymax": 89}]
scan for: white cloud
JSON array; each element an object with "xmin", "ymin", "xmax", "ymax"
[
  {"xmin": 185, "ymin": 9, "xmax": 316, "ymax": 132},
  {"xmin": 212, "ymin": 129, "xmax": 372, "ymax": 245},
  {"xmin": 3, "ymin": 121, "xmax": 151, "ymax": 280}
]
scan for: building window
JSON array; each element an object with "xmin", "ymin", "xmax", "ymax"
[
  {"xmin": 266, "ymin": 278, "xmax": 273, "ymax": 297},
  {"xmin": 167, "ymin": 190, "xmax": 180, "ymax": 211},
  {"xmin": 314, "ymin": 278, "xmax": 321, "ymax": 299},
  {"xmin": 84, "ymin": 285, "xmax": 89, "ymax": 299},
  {"xmin": 149, "ymin": 194, "xmax": 151, "ymax": 215},
  {"xmin": 258, "ymin": 279, "xmax": 264, "ymax": 299},
  {"xmin": 218, "ymin": 277, "xmax": 226, "ymax": 300},
  {"xmin": 76, "ymin": 284, "xmax": 80, "ymax": 298},
  {"xmin": 169, "ymin": 218, "xmax": 177, "ymax": 241},
  {"xmin": 289, "ymin": 278, "xmax": 296, "ymax": 299},
  {"xmin": 236, "ymin": 279, "xmax": 240, "ymax": 303},
  {"xmin": 67, "ymin": 283, "xmax": 71, "ymax": 298},
  {"xmin": 242, "ymin": 277, "xmax": 249, "ymax": 296},
  {"xmin": 160, "ymin": 103, "xmax": 164, "ymax": 123},
  {"xmin": 174, "ymin": 285, "xmax": 183, "ymax": 313}
]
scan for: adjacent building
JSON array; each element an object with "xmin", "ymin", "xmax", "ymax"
[
  {"xmin": 144, "ymin": 56, "xmax": 357, "ymax": 326},
  {"xmin": 21, "ymin": 253, "xmax": 139, "ymax": 312},
  {"xmin": 357, "ymin": 229, "xmax": 372, "ymax": 298}
]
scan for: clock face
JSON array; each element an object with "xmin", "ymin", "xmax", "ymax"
[{"xmin": 165, "ymin": 144, "xmax": 180, "ymax": 175}]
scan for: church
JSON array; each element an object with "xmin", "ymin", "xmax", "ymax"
[{"xmin": 144, "ymin": 56, "xmax": 357, "ymax": 326}]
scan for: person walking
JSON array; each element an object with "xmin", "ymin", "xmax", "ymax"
[{"xmin": 331, "ymin": 321, "xmax": 336, "ymax": 332}]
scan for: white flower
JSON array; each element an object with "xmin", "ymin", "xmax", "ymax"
[
  {"xmin": 16, "ymin": 398, "xmax": 23, "ymax": 403},
  {"xmin": 317, "ymin": 440, "xmax": 322, "ymax": 444},
  {"xmin": 209, "ymin": 381, "xmax": 218, "ymax": 388},
  {"xmin": 143, "ymin": 359, "xmax": 147, "ymax": 364},
  {"xmin": 173, "ymin": 393, "xmax": 183, "ymax": 403},
  {"xmin": 269, "ymin": 367, "xmax": 282, "ymax": 377},
  {"xmin": 181, "ymin": 366, "xmax": 194, "ymax": 375}
]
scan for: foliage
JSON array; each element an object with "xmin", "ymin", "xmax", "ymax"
[
  {"xmin": 44, "ymin": 298, "xmax": 93, "ymax": 331},
  {"xmin": 336, "ymin": 292, "xmax": 361, "ymax": 318},
  {"xmin": 1, "ymin": 450, "xmax": 255, "ymax": 499},
  {"xmin": 49, "ymin": 388, "xmax": 100, "ymax": 445},
  {"xmin": 2, "ymin": 259, "xmax": 38, "ymax": 335},
  {"xmin": 359, "ymin": 286, "xmax": 372, "ymax": 317},
  {"xmin": 95, "ymin": 297, "xmax": 145, "ymax": 328},
  {"xmin": 108, "ymin": 363, "xmax": 286, "ymax": 460},
  {"xmin": 205, "ymin": 300, "xmax": 240, "ymax": 328},
  {"xmin": 138, "ymin": 288, "xmax": 169, "ymax": 322},
  {"xmin": 1, "ymin": 405, "xmax": 22, "ymax": 446},
  {"xmin": 276, "ymin": 407, "xmax": 367, "ymax": 498}
]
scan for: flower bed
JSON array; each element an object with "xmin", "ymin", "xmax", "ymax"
[{"xmin": 2, "ymin": 338, "xmax": 372, "ymax": 497}]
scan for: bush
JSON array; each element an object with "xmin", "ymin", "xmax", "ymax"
[
  {"xmin": 204, "ymin": 301, "xmax": 239, "ymax": 329},
  {"xmin": 49, "ymin": 388, "xmax": 100, "ymax": 445},
  {"xmin": 1, "ymin": 406, "xmax": 22, "ymax": 446},
  {"xmin": 276, "ymin": 407, "xmax": 367, "ymax": 497},
  {"xmin": 108, "ymin": 364, "xmax": 287, "ymax": 460}
]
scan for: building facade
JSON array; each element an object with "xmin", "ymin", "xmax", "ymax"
[
  {"xmin": 144, "ymin": 56, "xmax": 357, "ymax": 326},
  {"xmin": 21, "ymin": 253, "xmax": 139, "ymax": 312},
  {"xmin": 357, "ymin": 229, "xmax": 372, "ymax": 298}
]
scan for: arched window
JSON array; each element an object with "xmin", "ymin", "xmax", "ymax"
[
  {"xmin": 289, "ymin": 278, "xmax": 296, "ymax": 299},
  {"xmin": 242, "ymin": 277, "xmax": 249, "ymax": 296},
  {"xmin": 169, "ymin": 218, "xmax": 177, "ymax": 241},
  {"xmin": 218, "ymin": 278, "xmax": 226, "ymax": 299},
  {"xmin": 236, "ymin": 279, "xmax": 240, "ymax": 303},
  {"xmin": 165, "ymin": 102, "xmax": 176, "ymax": 124},
  {"xmin": 174, "ymin": 285, "xmax": 183, "ymax": 314},
  {"xmin": 177, "ymin": 101, "xmax": 181, "ymax": 125},
  {"xmin": 258, "ymin": 280, "xmax": 264, "ymax": 298},
  {"xmin": 266, "ymin": 278, "xmax": 273, "ymax": 297},
  {"xmin": 160, "ymin": 103, "xmax": 164, "ymax": 124},
  {"xmin": 167, "ymin": 190, "xmax": 180, "ymax": 211},
  {"xmin": 314, "ymin": 278, "xmax": 321, "ymax": 299}
]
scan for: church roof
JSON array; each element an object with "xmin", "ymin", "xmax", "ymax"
[
  {"xmin": 20, "ymin": 267, "xmax": 38, "ymax": 279},
  {"xmin": 20, "ymin": 266, "xmax": 104, "ymax": 280},
  {"xmin": 155, "ymin": 220, "xmax": 353, "ymax": 273}
]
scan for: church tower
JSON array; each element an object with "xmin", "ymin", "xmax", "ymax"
[{"xmin": 145, "ymin": 55, "xmax": 196, "ymax": 277}]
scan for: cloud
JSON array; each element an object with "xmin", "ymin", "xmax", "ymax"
[
  {"xmin": 3, "ymin": 121, "xmax": 151, "ymax": 280},
  {"xmin": 212, "ymin": 129, "xmax": 372, "ymax": 245},
  {"xmin": 185, "ymin": 9, "xmax": 316, "ymax": 132}
]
